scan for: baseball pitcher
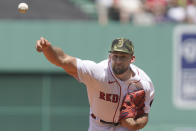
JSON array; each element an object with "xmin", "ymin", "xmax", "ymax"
[{"xmin": 35, "ymin": 37, "xmax": 155, "ymax": 131}]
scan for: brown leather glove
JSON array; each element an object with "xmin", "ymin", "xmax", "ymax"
[{"xmin": 119, "ymin": 89, "xmax": 145, "ymax": 120}]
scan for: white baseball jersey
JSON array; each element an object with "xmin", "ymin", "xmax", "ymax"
[{"xmin": 76, "ymin": 58, "xmax": 155, "ymax": 131}]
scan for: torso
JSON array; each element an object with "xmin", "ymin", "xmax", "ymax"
[{"xmin": 77, "ymin": 59, "xmax": 154, "ymax": 123}]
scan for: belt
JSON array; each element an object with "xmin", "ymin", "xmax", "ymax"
[{"xmin": 91, "ymin": 113, "xmax": 119, "ymax": 126}]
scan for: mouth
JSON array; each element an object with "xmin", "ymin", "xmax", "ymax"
[{"xmin": 113, "ymin": 67, "xmax": 125, "ymax": 75}]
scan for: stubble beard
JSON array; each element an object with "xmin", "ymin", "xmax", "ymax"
[{"xmin": 112, "ymin": 66, "xmax": 128, "ymax": 75}]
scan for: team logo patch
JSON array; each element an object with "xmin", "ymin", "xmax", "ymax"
[{"xmin": 117, "ymin": 39, "xmax": 124, "ymax": 48}]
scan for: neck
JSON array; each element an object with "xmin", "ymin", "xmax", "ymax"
[{"xmin": 115, "ymin": 68, "xmax": 134, "ymax": 81}]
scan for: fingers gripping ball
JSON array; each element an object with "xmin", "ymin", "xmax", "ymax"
[
  {"xmin": 18, "ymin": 3, "xmax": 29, "ymax": 14},
  {"xmin": 120, "ymin": 89, "xmax": 145, "ymax": 120}
]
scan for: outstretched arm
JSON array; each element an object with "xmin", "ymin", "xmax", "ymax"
[
  {"xmin": 120, "ymin": 114, "xmax": 148, "ymax": 130},
  {"xmin": 35, "ymin": 37, "xmax": 78, "ymax": 78}
]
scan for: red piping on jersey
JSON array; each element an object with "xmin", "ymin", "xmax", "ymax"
[
  {"xmin": 127, "ymin": 83, "xmax": 132, "ymax": 93},
  {"xmin": 108, "ymin": 61, "xmax": 121, "ymax": 123}
]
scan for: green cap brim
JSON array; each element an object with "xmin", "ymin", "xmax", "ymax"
[{"xmin": 109, "ymin": 50, "xmax": 131, "ymax": 54}]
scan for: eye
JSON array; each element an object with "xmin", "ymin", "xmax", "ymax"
[
  {"xmin": 120, "ymin": 56, "xmax": 126, "ymax": 59},
  {"xmin": 112, "ymin": 55, "xmax": 118, "ymax": 59}
]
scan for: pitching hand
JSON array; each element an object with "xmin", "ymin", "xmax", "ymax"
[{"xmin": 36, "ymin": 37, "xmax": 51, "ymax": 52}]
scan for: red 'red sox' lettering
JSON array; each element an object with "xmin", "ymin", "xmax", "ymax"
[{"xmin": 99, "ymin": 91, "xmax": 119, "ymax": 103}]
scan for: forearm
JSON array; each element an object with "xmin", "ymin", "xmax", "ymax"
[
  {"xmin": 42, "ymin": 44, "xmax": 67, "ymax": 67},
  {"xmin": 120, "ymin": 114, "xmax": 148, "ymax": 130},
  {"xmin": 36, "ymin": 37, "xmax": 78, "ymax": 78}
]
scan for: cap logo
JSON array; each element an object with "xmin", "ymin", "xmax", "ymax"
[
  {"xmin": 117, "ymin": 39, "xmax": 124, "ymax": 48},
  {"xmin": 110, "ymin": 38, "xmax": 134, "ymax": 55}
]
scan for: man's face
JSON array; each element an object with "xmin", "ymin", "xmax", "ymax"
[{"xmin": 110, "ymin": 52, "xmax": 135, "ymax": 75}]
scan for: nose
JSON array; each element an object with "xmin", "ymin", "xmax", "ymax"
[{"xmin": 115, "ymin": 56, "xmax": 123, "ymax": 64}]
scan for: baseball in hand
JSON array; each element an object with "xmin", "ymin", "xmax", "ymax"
[{"xmin": 18, "ymin": 3, "xmax": 29, "ymax": 14}]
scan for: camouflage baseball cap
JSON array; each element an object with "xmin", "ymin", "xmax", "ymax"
[{"xmin": 109, "ymin": 38, "xmax": 134, "ymax": 55}]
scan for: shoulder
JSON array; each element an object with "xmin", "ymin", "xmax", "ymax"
[
  {"xmin": 131, "ymin": 64, "xmax": 154, "ymax": 94},
  {"xmin": 97, "ymin": 59, "xmax": 109, "ymax": 69},
  {"xmin": 76, "ymin": 58, "xmax": 97, "ymax": 66},
  {"xmin": 76, "ymin": 58, "xmax": 109, "ymax": 80},
  {"xmin": 77, "ymin": 58, "xmax": 108, "ymax": 66},
  {"xmin": 131, "ymin": 64, "xmax": 152, "ymax": 82}
]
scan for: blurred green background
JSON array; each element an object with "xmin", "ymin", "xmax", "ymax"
[
  {"xmin": 0, "ymin": 21, "xmax": 195, "ymax": 131},
  {"xmin": 0, "ymin": 0, "xmax": 196, "ymax": 130}
]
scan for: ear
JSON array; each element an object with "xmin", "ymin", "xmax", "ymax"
[
  {"xmin": 109, "ymin": 54, "xmax": 112, "ymax": 60},
  {"xmin": 130, "ymin": 56, "xmax": 135, "ymax": 63}
]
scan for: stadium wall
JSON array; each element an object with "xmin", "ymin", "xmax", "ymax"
[{"xmin": 0, "ymin": 21, "xmax": 195, "ymax": 131}]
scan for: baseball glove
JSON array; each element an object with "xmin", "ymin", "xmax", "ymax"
[{"xmin": 119, "ymin": 89, "xmax": 145, "ymax": 120}]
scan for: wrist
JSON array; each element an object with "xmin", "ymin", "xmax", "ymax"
[{"xmin": 42, "ymin": 43, "xmax": 52, "ymax": 51}]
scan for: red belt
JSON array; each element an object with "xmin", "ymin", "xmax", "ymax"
[{"xmin": 91, "ymin": 113, "xmax": 119, "ymax": 126}]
